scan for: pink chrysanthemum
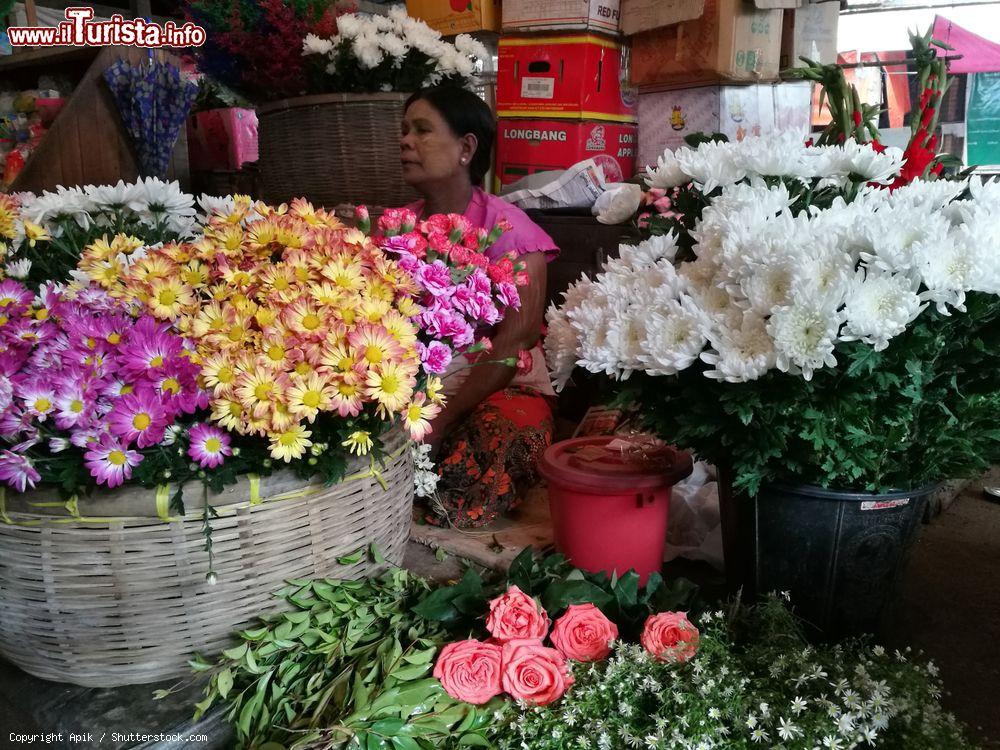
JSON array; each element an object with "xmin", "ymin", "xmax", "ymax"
[
  {"xmin": 0, "ymin": 450, "xmax": 40, "ymax": 492},
  {"xmin": 187, "ymin": 423, "xmax": 232, "ymax": 469},
  {"xmin": 84, "ymin": 435, "xmax": 142, "ymax": 488},
  {"xmin": 107, "ymin": 390, "xmax": 168, "ymax": 449}
]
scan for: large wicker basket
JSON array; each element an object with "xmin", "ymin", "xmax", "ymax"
[
  {"xmin": 257, "ymin": 92, "xmax": 419, "ymax": 210},
  {"xmin": 0, "ymin": 430, "xmax": 412, "ymax": 687}
]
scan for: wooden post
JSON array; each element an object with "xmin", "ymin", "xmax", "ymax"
[{"xmin": 23, "ymin": 0, "xmax": 37, "ymax": 26}]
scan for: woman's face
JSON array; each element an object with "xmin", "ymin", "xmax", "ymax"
[{"xmin": 400, "ymin": 99, "xmax": 476, "ymax": 188}]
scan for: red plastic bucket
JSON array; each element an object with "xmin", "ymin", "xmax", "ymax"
[{"xmin": 539, "ymin": 435, "xmax": 693, "ymax": 585}]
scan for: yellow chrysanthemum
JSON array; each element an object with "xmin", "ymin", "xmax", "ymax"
[
  {"xmin": 211, "ymin": 398, "xmax": 246, "ymax": 432},
  {"xmin": 402, "ymin": 392, "xmax": 441, "ymax": 442},
  {"xmin": 235, "ymin": 369, "xmax": 285, "ymax": 419},
  {"xmin": 147, "ymin": 278, "xmax": 195, "ymax": 319},
  {"xmin": 268, "ymin": 424, "xmax": 312, "ymax": 462},
  {"xmin": 180, "ymin": 260, "xmax": 210, "ymax": 287},
  {"xmin": 322, "ymin": 257, "xmax": 366, "ymax": 292},
  {"xmin": 283, "ymin": 299, "xmax": 326, "ymax": 338},
  {"xmin": 87, "ymin": 258, "xmax": 127, "ymax": 289},
  {"xmin": 23, "ymin": 221, "xmax": 51, "ymax": 247},
  {"xmin": 189, "ymin": 301, "xmax": 229, "ymax": 338},
  {"xmin": 349, "ymin": 325, "xmax": 403, "ymax": 369},
  {"xmin": 130, "ymin": 254, "xmax": 177, "ymax": 284},
  {"xmin": 287, "ymin": 372, "xmax": 332, "ymax": 422},
  {"xmin": 425, "ymin": 376, "xmax": 445, "ymax": 406},
  {"xmin": 365, "ymin": 361, "xmax": 414, "ymax": 415},
  {"xmin": 200, "ymin": 352, "xmax": 239, "ymax": 395},
  {"xmin": 341, "ymin": 430, "xmax": 373, "ymax": 456},
  {"xmin": 380, "ymin": 311, "xmax": 418, "ymax": 348},
  {"xmin": 397, "ymin": 297, "xmax": 421, "ymax": 318},
  {"xmin": 357, "ymin": 297, "xmax": 391, "ymax": 324}
]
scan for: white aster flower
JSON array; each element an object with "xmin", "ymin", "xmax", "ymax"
[
  {"xmin": 4, "ymin": 258, "xmax": 31, "ymax": 279},
  {"xmin": 777, "ymin": 718, "xmax": 800, "ymax": 741}
]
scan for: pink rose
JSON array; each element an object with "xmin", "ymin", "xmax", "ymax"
[
  {"xmin": 500, "ymin": 639, "xmax": 573, "ymax": 706},
  {"xmin": 640, "ymin": 612, "xmax": 700, "ymax": 663},
  {"xmin": 420, "ymin": 341, "xmax": 453, "ymax": 375},
  {"xmin": 486, "ymin": 585, "xmax": 550, "ymax": 642},
  {"xmin": 433, "ymin": 639, "xmax": 503, "ymax": 705},
  {"xmin": 417, "ymin": 261, "xmax": 455, "ymax": 298},
  {"xmin": 549, "ymin": 604, "xmax": 618, "ymax": 662}
]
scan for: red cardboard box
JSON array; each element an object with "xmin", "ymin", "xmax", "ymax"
[
  {"xmin": 495, "ymin": 118, "xmax": 638, "ymax": 187},
  {"xmin": 405, "ymin": 0, "xmax": 501, "ymax": 34},
  {"xmin": 497, "ymin": 34, "xmax": 636, "ymax": 122}
]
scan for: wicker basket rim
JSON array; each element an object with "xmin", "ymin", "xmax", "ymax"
[
  {"xmin": 3, "ymin": 429, "xmax": 408, "ymax": 523},
  {"xmin": 258, "ymin": 91, "xmax": 413, "ymax": 115}
]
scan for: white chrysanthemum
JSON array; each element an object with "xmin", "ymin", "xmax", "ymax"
[
  {"xmin": 569, "ymin": 299, "xmax": 619, "ymax": 378},
  {"xmin": 840, "ymin": 139, "xmax": 904, "ymax": 183},
  {"xmin": 645, "ymin": 149, "xmax": 687, "ymax": 189},
  {"xmin": 544, "ymin": 307, "xmax": 580, "ymax": 392},
  {"xmin": 792, "ymin": 245, "xmax": 855, "ymax": 308},
  {"xmin": 915, "ymin": 234, "xmax": 981, "ymax": 313},
  {"xmin": 21, "ymin": 185, "xmax": 91, "ymax": 234},
  {"xmin": 376, "ymin": 31, "xmax": 409, "ymax": 61},
  {"xmin": 335, "ymin": 13, "xmax": 363, "ymax": 39},
  {"xmin": 617, "ymin": 233, "xmax": 679, "ymax": 270},
  {"xmin": 841, "ymin": 271, "xmax": 924, "ymax": 350},
  {"xmin": 83, "ymin": 180, "xmax": 134, "ymax": 211},
  {"xmin": 608, "ymin": 307, "xmax": 655, "ymax": 374},
  {"xmin": 768, "ymin": 303, "xmax": 841, "ymax": 380},
  {"xmin": 701, "ymin": 313, "xmax": 776, "ymax": 382},
  {"xmin": 710, "ymin": 180, "xmax": 792, "ymax": 218},
  {"xmin": 352, "ymin": 33, "xmax": 384, "ymax": 69},
  {"xmin": 676, "ymin": 141, "xmax": 747, "ymax": 193},
  {"xmin": 638, "ymin": 297, "xmax": 708, "ymax": 376},
  {"xmin": 739, "ymin": 132, "xmax": 810, "ymax": 178},
  {"xmin": 741, "ymin": 261, "xmax": 795, "ymax": 316},
  {"xmin": 4, "ymin": 258, "xmax": 31, "ymax": 279},
  {"xmin": 454, "ymin": 33, "xmax": 490, "ymax": 63},
  {"xmin": 302, "ymin": 33, "xmax": 333, "ymax": 56}
]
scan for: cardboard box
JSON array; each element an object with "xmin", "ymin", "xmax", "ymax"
[
  {"xmin": 624, "ymin": 0, "xmax": 787, "ymax": 88},
  {"xmin": 780, "ymin": 1, "xmax": 840, "ymax": 69},
  {"xmin": 637, "ymin": 81, "xmax": 811, "ymax": 167},
  {"xmin": 497, "ymin": 34, "xmax": 636, "ymax": 122},
  {"xmin": 495, "ymin": 118, "xmax": 638, "ymax": 187},
  {"xmin": 187, "ymin": 108, "xmax": 259, "ymax": 171},
  {"xmin": 405, "ymin": 0, "xmax": 501, "ymax": 35},
  {"xmin": 502, "ymin": 0, "xmax": 621, "ymax": 33}
]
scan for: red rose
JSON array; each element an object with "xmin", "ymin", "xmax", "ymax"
[
  {"xmin": 500, "ymin": 639, "xmax": 573, "ymax": 706},
  {"xmin": 486, "ymin": 585, "xmax": 550, "ymax": 642},
  {"xmin": 641, "ymin": 611, "xmax": 700, "ymax": 663},
  {"xmin": 550, "ymin": 603, "xmax": 618, "ymax": 662},
  {"xmin": 433, "ymin": 639, "xmax": 503, "ymax": 705}
]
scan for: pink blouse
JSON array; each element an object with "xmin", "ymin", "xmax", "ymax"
[{"xmin": 404, "ymin": 187, "xmax": 559, "ymax": 397}]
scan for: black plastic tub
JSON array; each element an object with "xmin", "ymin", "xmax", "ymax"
[{"xmin": 719, "ymin": 478, "xmax": 933, "ymax": 639}]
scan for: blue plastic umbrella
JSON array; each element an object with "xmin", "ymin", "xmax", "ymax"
[{"xmin": 103, "ymin": 57, "xmax": 199, "ymax": 178}]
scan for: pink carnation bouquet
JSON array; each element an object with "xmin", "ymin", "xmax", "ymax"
[{"xmin": 375, "ymin": 208, "xmax": 527, "ymax": 377}]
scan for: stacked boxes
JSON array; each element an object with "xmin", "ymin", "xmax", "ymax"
[
  {"xmin": 495, "ymin": 19, "xmax": 637, "ymax": 187},
  {"xmin": 404, "ymin": 0, "xmax": 501, "ymax": 34}
]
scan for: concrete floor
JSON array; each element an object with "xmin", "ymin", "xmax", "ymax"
[{"xmin": 2, "ymin": 480, "xmax": 997, "ymax": 748}]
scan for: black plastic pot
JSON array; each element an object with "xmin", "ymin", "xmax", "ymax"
[{"xmin": 719, "ymin": 476, "xmax": 933, "ymax": 639}]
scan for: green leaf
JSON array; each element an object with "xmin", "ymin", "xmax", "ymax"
[
  {"xmin": 222, "ymin": 643, "xmax": 249, "ymax": 661},
  {"xmin": 542, "ymin": 580, "xmax": 614, "ymax": 614},
  {"xmin": 457, "ymin": 733, "xmax": 491, "ymax": 747},
  {"xmin": 338, "ymin": 550, "xmax": 365, "ymax": 565},
  {"xmin": 434, "ymin": 547, "xmax": 448, "ymax": 562},
  {"xmin": 507, "ymin": 546, "xmax": 535, "ymax": 591},
  {"xmin": 371, "ymin": 718, "xmax": 405, "ymax": 735},
  {"xmin": 217, "ymin": 667, "xmax": 234, "ymax": 699},
  {"xmin": 370, "ymin": 542, "xmax": 386, "ymax": 564}
]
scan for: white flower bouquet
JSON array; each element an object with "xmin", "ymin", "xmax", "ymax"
[
  {"xmin": 546, "ymin": 135, "xmax": 1000, "ymax": 493},
  {"xmin": 302, "ymin": 7, "xmax": 491, "ymax": 94}
]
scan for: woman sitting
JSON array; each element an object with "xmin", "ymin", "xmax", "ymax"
[{"xmin": 399, "ymin": 85, "xmax": 558, "ymax": 528}]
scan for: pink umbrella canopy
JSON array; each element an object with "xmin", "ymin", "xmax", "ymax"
[{"xmin": 932, "ymin": 15, "xmax": 1000, "ymax": 73}]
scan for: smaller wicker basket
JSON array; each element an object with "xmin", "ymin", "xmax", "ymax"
[
  {"xmin": 0, "ymin": 430, "xmax": 413, "ymax": 687},
  {"xmin": 257, "ymin": 92, "xmax": 419, "ymax": 210}
]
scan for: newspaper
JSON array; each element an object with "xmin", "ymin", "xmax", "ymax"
[{"xmin": 500, "ymin": 159, "xmax": 607, "ymax": 211}]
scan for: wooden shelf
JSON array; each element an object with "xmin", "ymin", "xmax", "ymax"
[
  {"xmin": 0, "ymin": 45, "xmax": 99, "ymax": 72},
  {"xmin": 7, "ymin": 45, "xmax": 189, "ymax": 194}
]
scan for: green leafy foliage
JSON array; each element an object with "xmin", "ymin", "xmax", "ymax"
[
  {"xmin": 414, "ymin": 547, "xmax": 698, "ymax": 639},
  {"xmin": 192, "ymin": 568, "xmax": 492, "ymax": 750}
]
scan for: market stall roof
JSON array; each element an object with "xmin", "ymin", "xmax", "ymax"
[{"xmin": 933, "ymin": 14, "xmax": 1000, "ymax": 73}]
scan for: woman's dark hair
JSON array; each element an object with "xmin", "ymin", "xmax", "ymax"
[{"xmin": 405, "ymin": 86, "xmax": 496, "ymax": 184}]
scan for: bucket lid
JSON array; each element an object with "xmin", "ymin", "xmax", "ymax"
[{"xmin": 539, "ymin": 435, "xmax": 693, "ymax": 492}]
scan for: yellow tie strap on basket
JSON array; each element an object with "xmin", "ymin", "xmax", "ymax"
[{"xmin": 0, "ymin": 440, "xmax": 412, "ymax": 525}]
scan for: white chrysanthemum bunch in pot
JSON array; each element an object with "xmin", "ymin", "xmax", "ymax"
[
  {"xmin": 302, "ymin": 7, "xmax": 491, "ymax": 94},
  {"xmin": 545, "ymin": 134, "xmax": 1000, "ymax": 495}
]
